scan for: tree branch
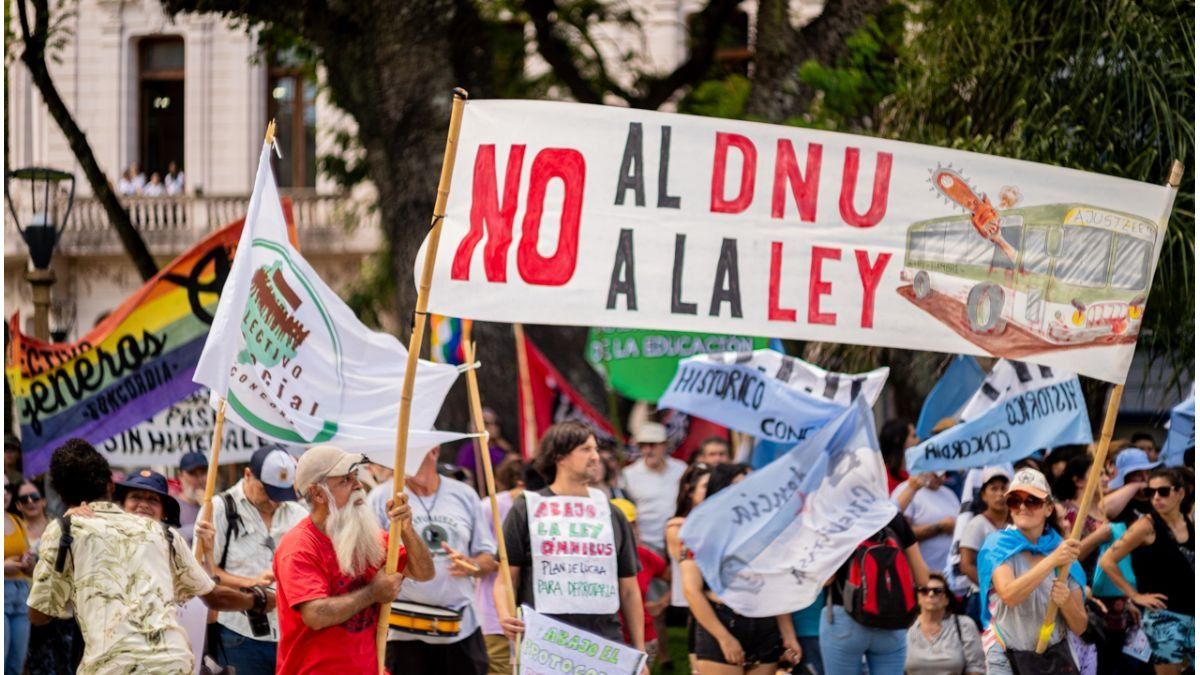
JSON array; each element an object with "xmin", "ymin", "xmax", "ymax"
[
  {"xmin": 16, "ymin": 0, "xmax": 159, "ymax": 281},
  {"xmin": 631, "ymin": 0, "xmax": 740, "ymax": 109},
  {"xmin": 522, "ymin": 0, "xmax": 608, "ymax": 104}
]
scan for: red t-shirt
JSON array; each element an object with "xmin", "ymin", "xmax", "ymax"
[
  {"xmin": 273, "ymin": 517, "xmax": 406, "ymax": 674},
  {"xmin": 621, "ymin": 545, "xmax": 666, "ymax": 643}
]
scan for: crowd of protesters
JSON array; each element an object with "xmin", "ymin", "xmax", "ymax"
[{"xmin": 1, "ymin": 406, "xmax": 1194, "ymax": 675}]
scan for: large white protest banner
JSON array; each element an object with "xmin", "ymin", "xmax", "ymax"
[
  {"xmin": 421, "ymin": 100, "xmax": 1177, "ymax": 384},
  {"xmin": 679, "ymin": 398, "xmax": 897, "ymax": 617},
  {"xmin": 196, "ymin": 145, "xmax": 468, "ymax": 474},
  {"xmin": 519, "ymin": 605, "xmax": 647, "ymax": 675},
  {"xmin": 98, "ymin": 389, "xmax": 279, "ymax": 468}
]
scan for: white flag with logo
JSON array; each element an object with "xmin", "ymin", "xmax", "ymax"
[{"xmin": 194, "ymin": 144, "xmax": 468, "ymax": 473}]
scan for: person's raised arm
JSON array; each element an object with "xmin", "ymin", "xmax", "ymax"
[
  {"xmin": 960, "ymin": 547, "xmax": 981, "ymax": 585},
  {"xmin": 905, "ymin": 542, "xmax": 930, "ymax": 589},
  {"xmin": 1103, "ymin": 482, "xmax": 1144, "ymax": 520}
]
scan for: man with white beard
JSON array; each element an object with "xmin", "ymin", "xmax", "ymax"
[{"xmin": 274, "ymin": 445, "xmax": 435, "ymax": 674}]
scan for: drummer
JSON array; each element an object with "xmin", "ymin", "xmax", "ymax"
[{"xmin": 368, "ymin": 447, "xmax": 498, "ymax": 674}]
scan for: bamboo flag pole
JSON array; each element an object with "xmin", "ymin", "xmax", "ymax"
[
  {"xmin": 1034, "ymin": 159, "xmax": 1184, "ymax": 653},
  {"xmin": 375, "ymin": 88, "xmax": 470, "ymax": 673},
  {"xmin": 195, "ymin": 398, "xmax": 227, "ymax": 571},
  {"xmin": 513, "ymin": 323, "xmax": 537, "ymax": 460},
  {"xmin": 464, "ymin": 341, "xmax": 521, "ymax": 672}
]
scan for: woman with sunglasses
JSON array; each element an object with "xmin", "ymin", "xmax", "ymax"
[
  {"xmin": 4, "ymin": 480, "xmax": 34, "ymax": 673},
  {"xmin": 905, "ymin": 572, "xmax": 985, "ymax": 674},
  {"xmin": 15, "ymin": 482, "xmax": 48, "ymax": 550},
  {"xmin": 977, "ymin": 469, "xmax": 1087, "ymax": 674},
  {"xmin": 1098, "ymin": 467, "xmax": 1194, "ymax": 674}
]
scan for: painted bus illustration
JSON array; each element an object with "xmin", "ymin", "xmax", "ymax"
[{"xmin": 899, "ymin": 204, "xmax": 1159, "ymax": 350}]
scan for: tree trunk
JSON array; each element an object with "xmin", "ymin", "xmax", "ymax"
[
  {"xmin": 17, "ymin": 0, "xmax": 159, "ymax": 282},
  {"xmin": 745, "ymin": 0, "xmax": 887, "ymax": 123}
]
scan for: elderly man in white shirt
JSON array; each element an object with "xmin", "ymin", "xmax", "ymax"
[{"xmin": 197, "ymin": 446, "xmax": 308, "ymax": 674}]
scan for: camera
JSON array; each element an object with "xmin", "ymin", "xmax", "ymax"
[{"xmin": 246, "ymin": 608, "xmax": 270, "ymax": 637}]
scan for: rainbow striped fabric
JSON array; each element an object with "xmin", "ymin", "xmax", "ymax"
[
  {"xmin": 430, "ymin": 314, "xmax": 471, "ymax": 365},
  {"xmin": 6, "ymin": 220, "xmax": 244, "ymax": 476}
]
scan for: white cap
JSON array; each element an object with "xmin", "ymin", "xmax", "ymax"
[
  {"xmin": 634, "ymin": 422, "xmax": 668, "ymax": 445},
  {"xmin": 295, "ymin": 445, "xmax": 367, "ymax": 496},
  {"xmin": 1006, "ymin": 468, "xmax": 1050, "ymax": 500}
]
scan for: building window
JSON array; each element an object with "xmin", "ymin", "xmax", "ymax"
[
  {"xmin": 267, "ymin": 51, "xmax": 317, "ymax": 188},
  {"xmin": 138, "ymin": 37, "xmax": 185, "ymax": 181}
]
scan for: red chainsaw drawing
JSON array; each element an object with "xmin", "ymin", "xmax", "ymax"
[{"xmin": 931, "ymin": 168, "xmax": 1018, "ymax": 263}]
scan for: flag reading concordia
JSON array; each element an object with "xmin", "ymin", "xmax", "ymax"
[
  {"xmin": 906, "ymin": 360, "xmax": 1093, "ymax": 473},
  {"xmin": 679, "ymin": 398, "xmax": 898, "ymax": 617},
  {"xmin": 194, "ymin": 143, "xmax": 467, "ymax": 474},
  {"xmin": 6, "ymin": 220, "xmax": 246, "ymax": 477},
  {"xmin": 420, "ymin": 100, "xmax": 1177, "ymax": 385},
  {"xmin": 659, "ymin": 349, "xmax": 888, "ymax": 446}
]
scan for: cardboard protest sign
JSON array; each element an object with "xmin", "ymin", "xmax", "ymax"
[
  {"xmin": 679, "ymin": 398, "xmax": 897, "ymax": 617},
  {"xmin": 422, "ymin": 100, "xmax": 1177, "ymax": 384},
  {"xmin": 586, "ymin": 328, "xmax": 767, "ymax": 401},
  {"xmin": 97, "ymin": 389, "xmax": 279, "ymax": 468},
  {"xmin": 524, "ymin": 488, "xmax": 619, "ymax": 615},
  {"xmin": 519, "ymin": 605, "xmax": 647, "ymax": 675},
  {"xmin": 906, "ymin": 362, "xmax": 1093, "ymax": 472},
  {"xmin": 6, "ymin": 219, "xmax": 250, "ymax": 477}
]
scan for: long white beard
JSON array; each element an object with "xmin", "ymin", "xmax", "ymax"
[{"xmin": 323, "ymin": 486, "xmax": 385, "ymax": 578}]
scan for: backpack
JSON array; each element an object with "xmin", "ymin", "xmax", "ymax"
[
  {"xmin": 837, "ymin": 526, "xmax": 918, "ymax": 629},
  {"xmin": 216, "ymin": 491, "xmax": 243, "ymax": 569}
]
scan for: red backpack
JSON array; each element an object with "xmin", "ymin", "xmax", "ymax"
[{"xmin": 838, "ymin": 527, "xmax": 918, "ymax": 629}]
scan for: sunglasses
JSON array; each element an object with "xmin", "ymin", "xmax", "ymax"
[
  {"xmin": 1006, "ymin": 494, "xmax": 1047, "ymax": 511},
  {"xmin": 1140, "ymin": 486, "xmax": 1176, "ymax": 499},
  {"xmin": 17, "ymin": 493, "xmax": 41, "ymax": 504},
  {"xmin": 919, "ymin": 587, "xmax": 947, "ymax": 596}
]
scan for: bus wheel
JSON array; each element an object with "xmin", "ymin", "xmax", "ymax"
[
  {"xmin": 965, "ymin": 283, "xmax": 1004, "ymax": 333},
  {"xmin": 913, "ymin": 271, "xmax": 931, "ymax": 300}
]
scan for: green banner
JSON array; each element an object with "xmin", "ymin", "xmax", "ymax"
[{"xmin": 586, "ymin": 328, "xmax": 769, "ymax": 401}]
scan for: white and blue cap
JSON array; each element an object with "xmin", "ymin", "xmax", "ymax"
[
  {"xmin": 250, "ymin": 446, "xmax": 299, "ymax": 502},
  {"xmin": 1110, "ymin": 448, "xmax": 1162, "ymax": 489}
]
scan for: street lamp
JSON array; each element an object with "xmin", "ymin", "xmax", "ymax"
[{"xmin": 5, "ymin": 167, "xmax": 75, "ymax": 341}]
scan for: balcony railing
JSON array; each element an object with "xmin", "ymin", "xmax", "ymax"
[{"xmin": 4, "ymin": 189, "xmax": 381, "ymax": 259}]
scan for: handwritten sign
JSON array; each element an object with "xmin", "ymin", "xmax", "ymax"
[
  {"xmin": 519, "ymin": 605, "xmax": 646, "ymax": 675},
  {"xmin": 526, "ymin": 489, "xmax": 619, "ymax": 614}
]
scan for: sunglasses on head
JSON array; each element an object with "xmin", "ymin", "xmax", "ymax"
[
  {"xmin": 918, "ymin": 586, "xmax": 947, "ymax": 596},
  {"xmin": 17, "ymin": 493, "xmax": 41, "ymax": 504},
  {"xmin": 1006, "ymin": 493, "xmax": 1047, "ymax": 511},
  {"xmin": 1140, "ymin": 486, "xmax": 1176, "ymax": 499}
]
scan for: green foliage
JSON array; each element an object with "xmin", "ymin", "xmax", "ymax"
[
  {"xmin": 677, "ymin": 74, "xmax": 750, "ymax": 119},
  {"xmin": 794, "ymin": 5, "xmax": 906, "ymax": 132},
  {"xmin": 883, "ymin": 0, "xmax": 1195, "ymax": 387}
]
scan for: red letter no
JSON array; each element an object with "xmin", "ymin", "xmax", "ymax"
[
  {"xmin": 451, "ymin": 144, "xmax": 525, "ymax": 281},
  {"xmin": 517, "ymin": 148, "xmax": 587, "ymax": 286}
]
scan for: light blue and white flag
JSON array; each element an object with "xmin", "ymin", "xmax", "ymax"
[
  {"xmin": 916, "ymin": 355, "xmax": 986, "ymax": 440},
  {"xmin": 906, "ymin": 362, "xmax": 1093, "ymax": 473},
  {"xmin": 661, "ymin": 350, "xmax": 888, "ymax": 445},
  {"xmin": 679, "ymin": 398, "xmax": 898, "ymax": 617},
  {"xmin": 1162, "ymin": 392, "xmax": 1195, "ymax": 467}
]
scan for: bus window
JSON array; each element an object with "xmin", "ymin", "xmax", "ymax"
[
  {"xmin": 1110, "ymin": 235, "xmax": 1152, "ymax": 290},
  {"xmin": 1021, "ymin": 228, "xmax": 1050, "ymax": 275},
  {"xmin": 944, "ymin": 221, "xmax": 993, "ymax": 269},
  {"xmin": 1052, "ymin": 228, "xmax": 1112, "ymax": 288},
  {"xmin": 990, "ymin": 220, "xmax": 1022, "ymax": 270}
]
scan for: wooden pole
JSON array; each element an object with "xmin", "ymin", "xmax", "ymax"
[
  {"xmin": 1034, "ymin": 159, "xmax": 1184, "ymax": 653},
  {"xmin": 513, "ymin": 323, "xmax": 537, "ymax": 460},
  {"xmin": 195, "ymin": 398, "xmax": 226, "ymax": 571},
  {"xmin": 464, "ymin": 341, "xmax": 521, "ymax": 672},
  {"xmin": 464, "ymin": 321, "xmax": 485, "ymax": 496},
  {"xmin": 375, "ymin": 88, "xmax": 469, "ymax": 673}
]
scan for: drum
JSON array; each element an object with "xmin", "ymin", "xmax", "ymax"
[{"xmin": 388, "ymin": 601, "xmax": 463, "ymax": 637}]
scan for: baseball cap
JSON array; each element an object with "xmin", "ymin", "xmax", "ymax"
[
  {"xmin": 980, "ymin": 466, "xmax": 1013, "ymax": 488},
  {"xmin": 611, "ymin": 498, "xmax": 637, "ymax": 523},
  {"xmin": 179, "ymin": 452, "xmax": 208, "ymax": 473},
  {"xmin": 250, "ymin": 446, "xmax": 299, "ymax": 503},
  {"xmin": 295, "ymin": 445, "xmax": 367, "ymax": 497},
  {"xmin": 1110, "ymin": 448, "xmax": 1162, "ymax": 489},
  {"xmin": 634, "ymin": 422, "xmax": 667, "ymax": 445},
  {"xmin": 1006, "ymin": 468, "xmax": 1051, "ymax": 500},
  {"xmin": 114, "ymin": 469, "xmax": 181, "ymax": 526}
]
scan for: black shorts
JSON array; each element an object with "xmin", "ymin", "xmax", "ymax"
[{"xmin": 693, "ymin": 603, "xmax": 782, "ymax": 666}]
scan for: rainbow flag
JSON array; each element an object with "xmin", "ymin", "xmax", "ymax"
[
  {"xmin": 6, "ymin": 217, "xmax": 261, "ymax": 476},
  {"xmin": 430, "ymin": 314, "xmax": 471, "ymax": 365}
]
